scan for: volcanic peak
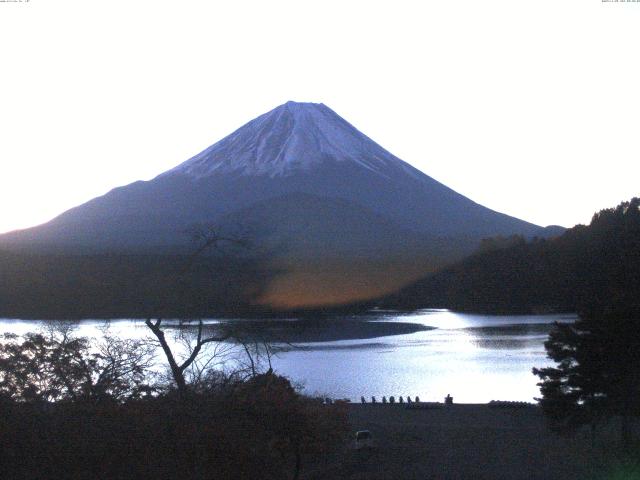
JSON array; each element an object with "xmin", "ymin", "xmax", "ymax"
[{"xmin": 163, "ymin": 101, "xmax": 405, "ymax": 179}]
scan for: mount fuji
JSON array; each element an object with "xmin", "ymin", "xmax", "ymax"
[{"xmin": 0, "ymin": 101, "xmax": 556, "ymax": 309}]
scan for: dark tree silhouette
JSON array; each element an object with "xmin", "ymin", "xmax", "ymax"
[
  {"xmin": 534, "ymin": 198, "xmax": 640, "ymax": 450},
  {"xmin": 533, "ymin": 317, "xmax": 640, "ymax": 441},
  {"xmin": 0, "ymin": 323, "xmax": 155, "ymax": 403},
  {"xmin": 387, "ymin": 198, "xmax": 640, "ymax": 316},
  {"xmin": 144, "ymin": 226, "xmax": 249, "ymax": 397},
  {"xmin": 145, "ymin": 318, "xmax": 229, "ymax": 396},
  {"xmin": 232, "ymin": 370, "xmax": 349, "ymax": 480}
]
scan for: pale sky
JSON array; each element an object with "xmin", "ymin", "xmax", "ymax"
[{"xmin": 1, "ymin": 0, "xmax": 639, "ymax": 234}]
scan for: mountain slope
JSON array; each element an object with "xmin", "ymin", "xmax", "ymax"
[
  {"xmin": 0, "ymin": 101, "xmax": 554, "ymax": 309},
  {"xmin": 215, "ymin": 192, "xmax": 471, "ymax": 307},
  {"xmin": 1, "ymin": 102, "xmax": 543, "ymax": 249}
]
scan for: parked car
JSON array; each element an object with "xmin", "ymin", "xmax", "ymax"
[{"xmin": 354, "ymin": 430, "xmax": 373, "ymax": 449}]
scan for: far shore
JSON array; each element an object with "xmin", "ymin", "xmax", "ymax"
[
  {"xmin": 0, "ymin": 316, "xmax": 434, "ymax": 343},
  {"xmin": 215, "ymin": 318, "xmax": 433, "ymax": 343}
]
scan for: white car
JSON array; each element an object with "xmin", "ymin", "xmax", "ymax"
[{"xmin": 354, "ymin": 430, "xmax": 373, "ymax": 449}]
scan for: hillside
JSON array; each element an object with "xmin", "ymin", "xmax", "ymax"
[{"xmin": 385, "ymin": 198, "xmax": 640, "ymax": 315}]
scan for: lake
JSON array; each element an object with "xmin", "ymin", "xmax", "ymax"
[{"xmin": 0, "ymin": 309, "xmax": 576, "ymax": 403}]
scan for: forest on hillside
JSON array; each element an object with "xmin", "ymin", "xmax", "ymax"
[{"xmin": 385, "ymin": 198, "xmax": 640, "ymax": 316}]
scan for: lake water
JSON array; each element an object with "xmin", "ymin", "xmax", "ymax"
[{"xmin": 0, "ymin": 309, "xmax": 576, "ymax": 403}]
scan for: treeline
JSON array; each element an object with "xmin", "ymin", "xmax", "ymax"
[
  {"xmin": 0, "ymin": 250, "xmax": 277, "ymax": 319},
  {"xmin": 385, "ymin": 198, "xmax": 640, "ymax": 315}
]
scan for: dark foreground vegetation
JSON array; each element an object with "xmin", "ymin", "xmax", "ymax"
[
  {"xmin": 387, "ymin": 198, "xmax": 640, "ymax": 315},
  {"xmin": 0, "ymin": 324, "xmax": 348, "ymax": 480},
  {"xmin": 0, "ymin": 379, "xmax": 348, "ymax": 480}
]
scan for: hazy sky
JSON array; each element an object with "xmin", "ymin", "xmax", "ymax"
[{"xmin": 1, "ymin": 1, "xmax": 638, "ymax": 234}]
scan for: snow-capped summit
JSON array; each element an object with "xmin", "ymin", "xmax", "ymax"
[{"xmin": 164, "ymin": 101, "xmax": 412, "ymax": 179}]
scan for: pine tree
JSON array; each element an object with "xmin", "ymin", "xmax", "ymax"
[
  {"xmin": 534, "ymin": 198, "xmax": 640, "ymax": 451},
  {"xmin": 533, "ymin": 316, "xmax": 640, "ymax": 443}
]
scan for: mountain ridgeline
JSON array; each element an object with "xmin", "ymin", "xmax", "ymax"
[
  {"xmin": 385, "ymin": 198, "xmax": 640, "ymax": 316},
  {"xmin": 0, "ymin": 102, "xmax": 558, "ymax": 315}
]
